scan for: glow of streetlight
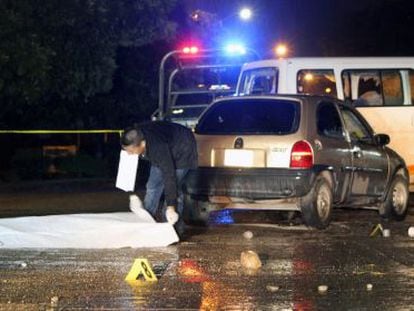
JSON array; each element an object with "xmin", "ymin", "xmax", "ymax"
[
  {"xmin": 239, "ymin": 8, "xmax": 252, "ymax": 20},
  {"xmin": 274, "ymin": 43, "xmax": 288, "ymax": 58}
]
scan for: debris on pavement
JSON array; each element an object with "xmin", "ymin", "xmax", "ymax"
[
  {"xmin": 382, "ymin": 228, "xmax": 391, "ymax": 238},
  {"xmin": 243, "ymin": 230, "xmax": 254, "ymax": 240},
  {"xmin": 50, "ymin": 296, "xmax": 59, "ymax": 307},
  {"xmin": 266, "ymin": 285, "xmax": 280, "ymax": 292},
  {"xmin": 240, "ymin": 250, "xmax": 262, "ymax": 270},
  {"xmin": 318, "ymin": 285, "xmax": 328, "ymax": 294},
  {"xmin": 408, "ymin": 226, "xmax": 414, "ymax": 237},
  {"xmin": 366, "ymin": 284, "xmax": 373, "ymax": 291}
]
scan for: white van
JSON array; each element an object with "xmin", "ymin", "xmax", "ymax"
[{"xmin": 236, "ymin": 57, "xmax": 414, "ymax": 189}]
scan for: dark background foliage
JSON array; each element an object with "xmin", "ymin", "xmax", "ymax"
[{"xmin": 1, "ymin": 0, "xmax": 413, "ymax": 129}]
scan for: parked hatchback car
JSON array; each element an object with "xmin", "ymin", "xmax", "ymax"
[{"xmin": 183, "ymin": 95, "xmax": 409, "ymax": 228}]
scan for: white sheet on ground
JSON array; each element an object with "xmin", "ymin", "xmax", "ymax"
[{"xmin": 0, "ymin": 211, "xmax": 179, "ymax": 249}]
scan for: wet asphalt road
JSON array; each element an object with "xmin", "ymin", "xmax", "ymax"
[{"xmin": 0, "ymin": 182, "xmax": 414, "ymax": 310}]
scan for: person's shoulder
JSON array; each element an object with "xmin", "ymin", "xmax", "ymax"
[{"xmin": 143, "ymin": 121, "xmax": 192, "ymax": 135}]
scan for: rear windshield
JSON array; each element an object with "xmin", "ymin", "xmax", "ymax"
[
  {"xmin": 168, "ymin": 106, "xmax": 207, "ymax": 119},
  {"xmin": 196, "ymin": 99, "xmax": 300, "ymax": 135}
]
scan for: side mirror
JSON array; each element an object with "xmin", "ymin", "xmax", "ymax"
[{"xmin": 374, "ymin": 133, "xmax": 390, "ymax": 146}]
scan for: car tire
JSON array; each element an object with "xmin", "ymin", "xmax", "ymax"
[
  {"xmin": 300, "ymin": 175, "xmax": 333, "ymax": 229},
  {"xmin": 183, "ymin": 194, "xmax": 211, "ymax": 226},
  {"xmin": 378, "ymin": 175, "xmax": 409, "ymax": 221}
]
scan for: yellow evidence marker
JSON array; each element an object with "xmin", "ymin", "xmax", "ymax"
[
  {"xmin": 125, "ymin": 258, "xmax": 158, "ymax": 282},
  {"xmin": 369, "ymin": 224, "xmax": 384, "ymax": 237}
]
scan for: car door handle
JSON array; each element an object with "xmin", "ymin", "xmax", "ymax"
[{"xmin": 352, "ymin": 146, "xmax": 362, "ymax": 158}]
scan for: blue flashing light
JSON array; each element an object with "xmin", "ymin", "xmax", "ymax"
[
  {"xmin": 210, "ymin": 209, "xmax": 235, "ymax": 225},
  {"xmin": 225, "ymin": 43, "xmax": 247, "ymax": 55}
]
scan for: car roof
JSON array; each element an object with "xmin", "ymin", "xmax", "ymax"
[{"xmin": 212, "ymin": 94, "xmax": 349, "ymax": 107}]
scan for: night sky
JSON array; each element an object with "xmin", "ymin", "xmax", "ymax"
[{"xmin": 182, "ymin": 0, "xmax": 414, "ymax": 57}]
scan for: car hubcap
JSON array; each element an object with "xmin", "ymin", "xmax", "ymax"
[
  {"xmin": 317, "ymin": 184, "xmax": 331, "ymax": 221},
  {"xmin": 392, "ymin": 182, "xmax": 407, "ymax": 215}
]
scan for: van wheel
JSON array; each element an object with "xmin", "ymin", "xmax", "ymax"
[
  {"xmin": 183, "ymin": 194, "xmax": 211, "ymax": 226},
  {"xmin": 379, "ymin": 175, "xmax": 408, "ymax": 221},
  {"xmin": 300, "ymin": 175, "xmax": 333, "ymax": 229}
]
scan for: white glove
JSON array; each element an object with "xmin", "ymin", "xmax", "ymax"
[
  {"xmin": 129, "ymin": 194, "xmax": 143, "ymax": 214},
  {"xmin": 128, "ymin": 194, "xmax": 156, "ymax": 223},
  {"xmin": 165, "ymin": 206, "xmax": 179, "ymax": 225}
]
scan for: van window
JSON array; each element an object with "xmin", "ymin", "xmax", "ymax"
[
  {"xmin": 238, "ymin": 67, "xmax": 278, "ymax": 95},
  {"xmin": 342, "ymin": 70, "xmax": 404, "ymax": 106},
  {"xmin": 410, "ymin": 70, "xmax": 414, "ymax": 105},
  {"xmin": 382, "ymin": 71, "xmax": 404, "ymax": 106},
  {"xmin": 196, "ymin": 99, "xmax": 300, "ymax": 135},
  {"xmin": 317, "ymin": 102, "xmax": 344, "ymax": 139},
  {"xmin": 297, "ymin": 70, "xmax": 337, "ymax": 97}
]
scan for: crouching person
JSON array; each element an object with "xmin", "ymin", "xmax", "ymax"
[{"xmin": 121, "ymin": 121, "xmax": 197, "ymax": 238}]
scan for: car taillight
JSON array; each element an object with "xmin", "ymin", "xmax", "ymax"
[{"xmin": 290, "ymin": 140, "xmax": 313, "ymax": 169}]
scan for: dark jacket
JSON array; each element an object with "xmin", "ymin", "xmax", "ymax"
[{"xmin": 140, "ymin": 121, "xmax": 197, "ymax": 206}]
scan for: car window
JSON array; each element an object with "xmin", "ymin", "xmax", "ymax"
[
  {"xmin": 317, "ymin": 102, "xmax": 344, "ymax": 139},
  {"xmin": 196, "ymin": 99, "xmax": 300, "ymax": 135},
  {"xmin": 173, "ymin": 93, "xmax": 213, "ymax": 106},
  {"xmin": 297, "ymin": 70, "xmax": 337, "ymax": 97},
  {"xmin": 340, "ymin": 106, "xmax": 373, "ymax": 143}
]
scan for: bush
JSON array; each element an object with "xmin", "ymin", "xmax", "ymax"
[
  {"xmin": 56, "ymin": 153, "xmax": 109, "ymax": 178},
  {"xmin": 10, "ymin": 148, "xmax": 44, "ymax": 180}
]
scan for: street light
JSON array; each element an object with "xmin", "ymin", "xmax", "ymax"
[
  {"xmin": 274, "ymin": 43, "xmax": 288, "ymax": 58},
  {"xmin": 239, "ymin": 8, "xmax": 252, "ymax": 21}
]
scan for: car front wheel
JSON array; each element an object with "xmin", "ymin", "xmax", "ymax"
[
  {"xmin": 379, "ymin": 175, "xmax": 409, "ymax": 221},
  {"xmin": 300, "ymin": 175, "xmax": 333, "ymax": 229}
]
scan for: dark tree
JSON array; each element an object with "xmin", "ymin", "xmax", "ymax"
[{"xmin": 0, "ymin": 0, "xmax": 177, "ymax": 128}]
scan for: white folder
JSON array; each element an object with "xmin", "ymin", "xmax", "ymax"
[{"xmin": 115, "ymin": 150, "xmax": 139, "ymax": 192}]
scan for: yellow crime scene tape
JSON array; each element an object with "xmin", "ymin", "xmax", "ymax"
[{"xmin": 0, "ymin": 129, "xmax": 123, "ymax": 135}]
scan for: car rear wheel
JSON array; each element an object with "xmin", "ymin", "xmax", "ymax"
[
  {"xmin": 183, "ymin": 194, "xmax": 213, "ymax": 226},
  {"xmin": 379, "ymin": 175, "xmax": 408, "ymax": 221},
  {"xmin": 300, "ymin": 175, "xmax": 333, "ymax": 229}
]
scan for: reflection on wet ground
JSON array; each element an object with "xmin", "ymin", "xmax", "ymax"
[{"xmin": 1, "ymin": 207, "xmax": 414, "ymax": 310}]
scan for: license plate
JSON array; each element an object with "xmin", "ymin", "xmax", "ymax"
[{"xmin": 224, "ymin": 149, "xmax": 254, "ymax": 167}]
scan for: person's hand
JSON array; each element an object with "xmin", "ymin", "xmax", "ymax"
[
  {"xmin": 165, "ymin": 206, "xmax": 179, "ymax": 224},
  {"xmin": 129, "ymin": 194, "xmax": 143, "ymax": 214}
]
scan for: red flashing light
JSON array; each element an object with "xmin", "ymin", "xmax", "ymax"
[
  {"xmin": 290, "ymin": 140, "xmax": 313, "ymax": 169},
  {"xmin": 182, "ymin": 46, "xmax": 199, "ymax": 54}
]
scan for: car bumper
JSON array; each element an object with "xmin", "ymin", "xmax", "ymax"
[{"xmin": 183, "ymin": 167, "xmax": 315, "ymax": 200}]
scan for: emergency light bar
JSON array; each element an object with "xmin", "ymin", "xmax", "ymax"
[
  {"xmin": 182, "ymin": 46, "xmax": 199, "ymax": 54},
  {"xmin": 180, "ymin": 44, "xmax": 250, "ymax": 57},
  {"xmin": 225, "ymin": 43, "xmax": 246, "ymax": 55}
]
